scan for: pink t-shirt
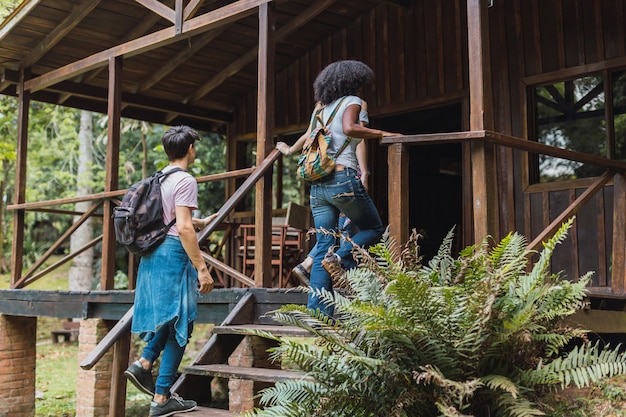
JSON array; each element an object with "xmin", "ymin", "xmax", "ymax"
[{"xmin": 160, "ymin": 167, "xmax": 198, "ymax": 237}]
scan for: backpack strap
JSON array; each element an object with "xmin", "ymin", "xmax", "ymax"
[
  {"xmin": 157, "ymin": 166, "xmax": 184, "ymax": 178},
  {"xmin": 157, "ymin": 167, "xmax": 185, "ymax": 228},
  {"xmin": 317, "ymin": 97, "xmax": 347, "ymax": 128},
  {"xmin": 333, "ymin": 136, "xmax": 351, "ymax": 159},
  {"xmin": 317, "ymin": 97, "xmax": 350, "ymax": 158}
]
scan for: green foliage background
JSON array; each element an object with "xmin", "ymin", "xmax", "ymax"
[{"xmin": 0, "ymin": 95, "xmax": 228, "ymax": 274}]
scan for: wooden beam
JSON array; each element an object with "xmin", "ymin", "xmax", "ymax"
[
  {"xmin": 255, "ymin": 2, "xmax": 275, "ymax": 288},
  {"xmin": 110, "ymin": 326, "xmax": 130, "ymax": 417},
  {"xmin": 0, "ymin": 0, "xmax": 43, "ymax": 42},
  {"xmin": 76, "ymin": 11, "xmax": 163, "ymax": 85},
  {"xmin": 376, "ymin": 0, "xmax": 412, "ymax": 8},
  {"xmin": 136, "ymin": 27, "xmax": 228, "ymax": 93},
  {"xmin": 175, "ymin": 0, "xmax": 184, "ymax": 33},
  {"xmin": 10, "ymin": 69, "xmax": 30, "ymax": 288},
  {"xmin": 526, "ymin": 171, "xmax": 613, "ymax": 251},
  {"xmin": 184, "ymin": 0, "xmax": 204, "ymax": 19},
  {"xmin": 387, "ymin": 143, "xmax": 409, "ymax": 250},
  {"xmin": 202, "ymin": 253, "xmax": 256, "ymax": 287},
  {"xmin": 0, "ymin": 70, "xmax": 235, "ymax": 122},
  {"xmin": 382, "ymin": 130, "xmax": 626, "ymax": 171},
  {"xmin": 21, "ymin": 0, "xmax": 103, "ymax": 68},
  {"xmin": 611, "ymin": 172, "xmax": 626, "ymax": 295},
  {"xmin": 16, "ymin": 203, "xmax": 102, "ymax": 288},
  {"xmin": 80, "ymin": 307, "xmax": 134, "ymax": 370},
  {"xmin": 134, "ymin": 0, "xmax": 176, "ymax": 23},
  {"xmin": 100, "ymin": 57, "xmax": 122, "ymax": 291},
  {"xmin": 19, "ymin": 237, "xmax": 102, "ymax": 289},
  {"xmin": 196, "ymin": 150, "xmax": 281, "ymax": 243},
  {"xmin": 467, "ymin": 0, "xmax": 497, "ymax": 243},
  {"xmin": 24, "ymin": 0, "xmax": 270, "ymax": 92},
  {"xmin": 184, "ymin": 0, "xmax": 336, "ymax": 104}
]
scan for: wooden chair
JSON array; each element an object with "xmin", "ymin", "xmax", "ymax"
[{"xmin": 238, "ymin": 202, "xmax": 310, "ymax": 287}]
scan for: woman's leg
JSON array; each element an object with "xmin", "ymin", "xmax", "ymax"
[
  {"xmin": 331, "ymin": 172, "xmax": 384, "ymax": 270},
  {"xmin": 308, "ymin": 183, "xmax": 340, "ymax": 317}
]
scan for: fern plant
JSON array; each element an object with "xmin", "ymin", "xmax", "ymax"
[{"xmin": 244, "ymin": 218, "xmax": 626, "ymax": 417}]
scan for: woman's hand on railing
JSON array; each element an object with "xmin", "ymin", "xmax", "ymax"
[{"xmin": 276, "ymin": 141, "xmax": 292, "ymax": 155}]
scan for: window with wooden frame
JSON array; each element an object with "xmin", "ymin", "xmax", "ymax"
[{"xmin": 529, "ymin": 69, "xmax": 626, "ymax": 184}]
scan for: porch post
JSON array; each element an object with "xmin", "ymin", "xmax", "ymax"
[
  {"xmin": 467, "ymin": 0, "xmax": 499, "ymax": 243},
  {"xmin": 612, "ymin": 172, "xmax": 626, "ymax": 295},
  {"xmin": 255, "ymin": 2, "xmax": 276, "ymax": 287},
  {"xmin": 100, "ymin": 56, "xmax": 122, "ymax": 291},
  {"xmin": 10, "ymin": 69, "xmax": 30, "ymax": 288},
  {"xmin": 387, "ymin": 143, "xmax": 409, "ymax": 248}
]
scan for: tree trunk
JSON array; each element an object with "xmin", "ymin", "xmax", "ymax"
[{"xmin": 69, "ymin": 110, "xmax": 95, "ymax": 291}]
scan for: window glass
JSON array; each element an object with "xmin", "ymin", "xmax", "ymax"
[{"xmin": 534, "ymin": 75, "xmax": 606, "ymax": 182}]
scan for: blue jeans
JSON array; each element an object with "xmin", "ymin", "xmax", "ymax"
[
  {"xmin": 307, "ymin": 213, "xmax": 356, "ymax": 260},
  {"xmin": 142, "ymin": 319, "xmax": 194, "ymax": 395},
  {"xmin": 308, "ymin": 168, "xmax": 384, "ymax": 316}
]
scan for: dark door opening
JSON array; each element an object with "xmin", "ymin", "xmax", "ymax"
[{"xmin": 373, "ymin": 103, "xmax": 463, "ymax": 261}]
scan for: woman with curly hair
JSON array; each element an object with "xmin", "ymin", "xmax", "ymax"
[{"xmin": 301, "ymin": 60, "xmax": 399, "ymax": 318}]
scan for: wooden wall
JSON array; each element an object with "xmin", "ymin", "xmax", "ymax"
[
  {"xmin": 232, "ymin": 0, "xmax": 626, "ymax": 291},
  {"xmin": 234, "ymin": 0, "xmax": 468, "ymax": 137},
  {"xmin": 489, "ymin": 0, "xmax": 626, "ymax": 289}
]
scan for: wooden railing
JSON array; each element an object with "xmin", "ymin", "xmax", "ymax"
[
  {"xmin": 6, "ymin": 165, "xmax": 258, "ymax": 289},
  {"xmin": 382, "ymin": 129, "xmax": 626, "ymax": 295}
]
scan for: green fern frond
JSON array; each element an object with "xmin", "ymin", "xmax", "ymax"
[
  {"xmin": 537, "ymin": 341, "xmax": 626, "ymax": 388},
  {"xmin": 495, "ymin": 394, "xmax": 546, "ymax": 417},
  {"xmin": 480, "ymin": 374, "xmax": 519, "ymax": 398},
  {"xmin": 248, "ymin": 220, "xmax": 615, "ymax": 417},
  {"xmin": 528, "ymin": 218, "xmax": 574, "ymax": 286}
]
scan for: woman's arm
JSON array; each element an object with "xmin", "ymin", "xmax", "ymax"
[
  {"xmin": 276, "ymin": 102, "xmax": 323, "ymax": 155},
  {"xmin": 355, "ymin": 141, "xmax": 368, "ymax": 190},
  {"xmin": 342, "ymin": 103, "xmax": 400, "ymax": 138}
]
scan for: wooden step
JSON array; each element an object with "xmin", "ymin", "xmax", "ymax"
[
  {"xmin": 184, "ymin": 364, "xmax": 314, "ymax": 383},
  {"xmin": 211, "ymin": 324, "xmax": 313, "ymax": 338},
  {"xmin": 173, "ymin": 406, "xmax": 236, "ymax": 416}
]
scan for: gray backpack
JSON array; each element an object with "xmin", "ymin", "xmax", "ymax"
[{"xmin": 112, "ymin": 168, "xmax": 183, "ymax": 254}]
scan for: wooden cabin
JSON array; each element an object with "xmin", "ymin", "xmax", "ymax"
[{"xmin": 1, "ymin": 0, "xmax": 626, "ymax": 415}]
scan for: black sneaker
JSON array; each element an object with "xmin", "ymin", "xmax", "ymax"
[
  {"xmin": 149, "ymin": 393, "xmax": 197, "ymax": 417},
  {"xmin": 124, "ymin": 360, "xmax": 155, "ymax": 396}
]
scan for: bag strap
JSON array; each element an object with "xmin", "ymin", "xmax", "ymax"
[
  {"xmin": 321, "ymin": 97, "xmax": 350, "ymax": 158},
  {"xmin": 334, "ymin": 136, "xmax": 351, "ymax": 159},
  {"xmin": 316, "ymin": 97, "xmax": 347, "ymax": 128},
  {"xmin": 157, "ymin": 167, "xmax": 185, "ymax": 228},
  {"xmin": 323, "ymin": 97, "xmax": 346, "ymax": 126},
  {"xmin": 157, "ymin": 166, "xmax": 184, "ymax": 179}
]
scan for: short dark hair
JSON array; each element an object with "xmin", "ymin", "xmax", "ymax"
[
  {"xmin": 313, "ymin": 60, "xmax": 374, "ymax": 105},
  {"xmin": 162, "ymin": 125, "xmax": 200, "ymax": 160}
]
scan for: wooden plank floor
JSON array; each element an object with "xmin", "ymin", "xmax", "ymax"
[{"xmin": 184, "ymin": 364, "xmax": 313, "ymax": 383}]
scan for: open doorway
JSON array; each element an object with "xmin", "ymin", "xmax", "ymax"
[{"xmin": 372, "ymin": 103, "xmax": 464, "ymax": 262}]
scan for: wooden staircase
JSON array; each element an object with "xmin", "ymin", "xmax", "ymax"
[{"xmin": 170, "ymin": 291, "xmax": 311, "ymax": 416}]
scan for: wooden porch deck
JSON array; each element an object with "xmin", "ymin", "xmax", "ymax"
[{"xmin": 0, "ymin": 287, "xmax": 306, "ymax": 322}]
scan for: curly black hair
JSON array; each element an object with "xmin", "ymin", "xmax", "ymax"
[{"xmin": 313, "ymin": 60, "xmax": 374, "ymax": 105}]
